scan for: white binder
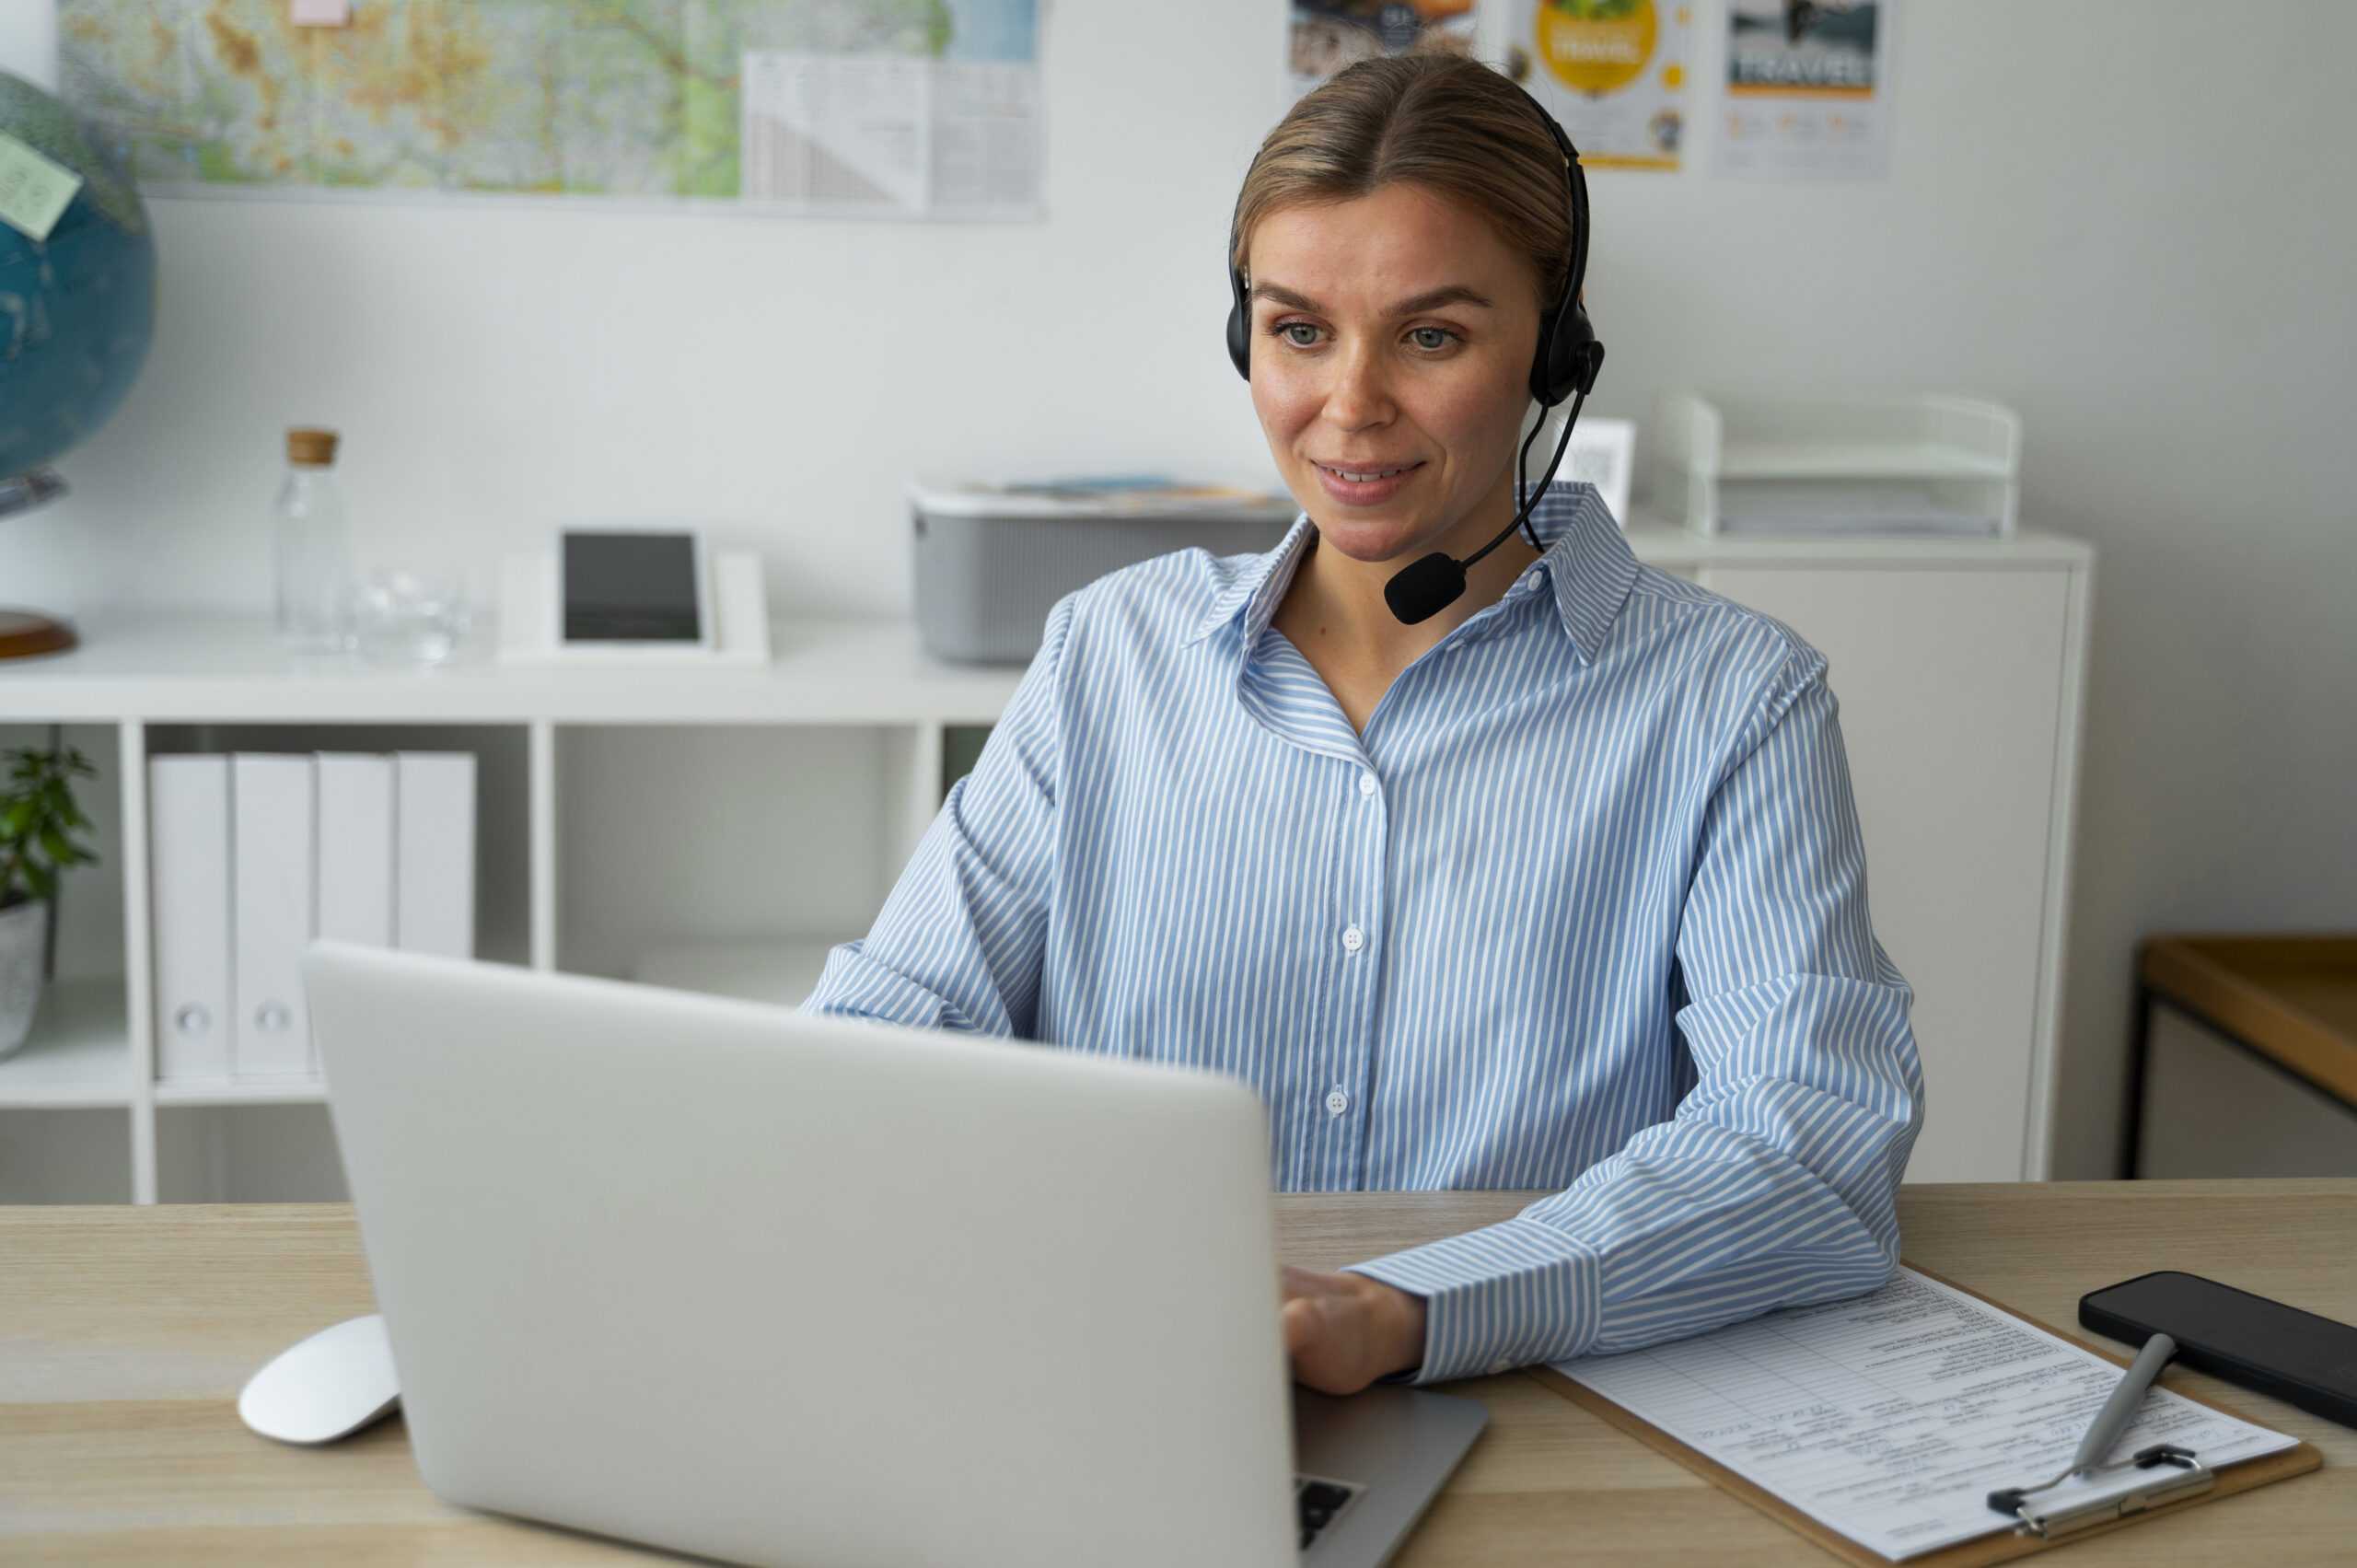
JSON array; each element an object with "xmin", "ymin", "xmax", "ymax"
[
  {"xmin": 148, "ymin": 756, "xmax": 234, "ymax": 1082},
  {"xmin": 316, "ymin": 754, "xmax": 395, "ymax": 946},
  {"xmin": 394, "ymin": 752, "xmax": 475, "ymax": 958},
  {"xmin": 316, "ymin": 754, "xmax": 396, "ymax": 1073},
  {"xmin": 231, "ymin": 754, "xmax": 316, "ymax": 1078}
]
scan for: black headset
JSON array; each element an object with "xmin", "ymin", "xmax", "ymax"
[{"xmin": 1225, "ymin": 77, "xmax": 1606, "ymax": 625}]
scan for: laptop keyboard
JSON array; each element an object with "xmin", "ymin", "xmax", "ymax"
[{"xmin": 1295, "ymin": 1475, "xmax": 1361, "ymax": 1552}]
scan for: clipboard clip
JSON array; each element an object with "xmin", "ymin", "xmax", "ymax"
[{"xmin": 1986, "ymin": 1443, "xmax": 2214, "ymax": 1539}]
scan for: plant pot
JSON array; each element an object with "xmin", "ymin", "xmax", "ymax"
[{"xmin": 0, "ymin": 897, "xmax": 47, "ymax": 1062}]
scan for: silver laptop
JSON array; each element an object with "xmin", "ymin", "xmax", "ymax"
[{"xmin": 302, "ymin": 942, "xmax": 1487, "ymax": 1568}]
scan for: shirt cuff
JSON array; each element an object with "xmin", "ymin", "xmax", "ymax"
[
  {"xmin": 799, "ymin": 943, "xmax": 956, "ymax": 1031},
  {"xmin": 1343, "ymin": 1216, "xmax": 1603, "ymax": 1386}
]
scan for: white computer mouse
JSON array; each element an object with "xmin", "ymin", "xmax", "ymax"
[{"xmin": 237, "ymin": 1312, "xmax": 402, "ymax": 1445}]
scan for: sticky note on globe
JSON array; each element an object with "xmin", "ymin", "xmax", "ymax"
[{"xmin": 0, "ymin": 133, "xmax": 83, "ymax": 244}]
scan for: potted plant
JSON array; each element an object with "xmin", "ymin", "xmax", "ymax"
[{"xmin": 0, "ymin": 744, "xmax": 99, "ymax": 1062}]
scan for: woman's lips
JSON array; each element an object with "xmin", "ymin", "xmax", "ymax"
[{"xmin": 1315, "ymin": 460, "xmax": 1423, "ymax": 506}]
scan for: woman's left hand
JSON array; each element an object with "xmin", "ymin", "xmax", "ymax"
[{"xmin": 1280, "ymin": 1265, "xmax": 1429, "ymax": 1395}]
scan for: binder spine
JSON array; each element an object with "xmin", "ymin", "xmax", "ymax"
[
  {"xmin": 230, "ymin": 755, "xmax": 317, "ymax": 1077},
  {"xmin": 148, "ymin": 757, "xmax": 234, "ymax": 1083},
  {"xmin": 315, "ymin": 753, "xmax": 397, "ymax": 1075},
  {"xmin": 393, "ymin": 752, "xmax": 476, "ymax": 959}
]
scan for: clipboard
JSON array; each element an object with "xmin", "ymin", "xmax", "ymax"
[{"xmin": 1523, "ymin": 1259, "xmax": 2325, "ymax": 1565}]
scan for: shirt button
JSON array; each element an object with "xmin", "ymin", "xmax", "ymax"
[
  {"xmin": 1341, "ymin": 924, "xmax": 1364, "ymax": 954},
  {"xmin": 1357, "ymin": 771, "xmax": 1377, "ymax": 797},
  {"xmin": 1325, "ymin": 1088, "xmax": 1350, "ymax": 1116}
]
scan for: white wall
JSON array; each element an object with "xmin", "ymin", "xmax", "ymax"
[{"xmin": 6, "ymin": 3, "xmax": 2351, "ymax": 1179}]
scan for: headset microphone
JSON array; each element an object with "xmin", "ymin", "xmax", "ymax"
[
  {"xmin": 1385, "ymin": 378, "xmax": 1589, "ymax": 625},
  {"xmin": 1226, "ymin": 77, "xmax": 1604, "ymax": 627}
]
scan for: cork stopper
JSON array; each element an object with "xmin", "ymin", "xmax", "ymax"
[{"xmin": 286, "ymin": 427, "xmax": 340, "ymax": 467}]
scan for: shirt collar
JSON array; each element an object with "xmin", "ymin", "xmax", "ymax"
[{"xmin": 1182, "ymin": 481, "xmax": 1637, "ymax": 665}]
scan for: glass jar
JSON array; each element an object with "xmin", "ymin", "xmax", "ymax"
[{"xmin": 273, "ymin": 426, "xmax": 353, "ymax": 650}]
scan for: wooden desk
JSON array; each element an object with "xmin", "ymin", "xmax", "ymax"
[
  {"xmin": 5, "ymin": 1180, "xmax": 2351, "ymax": 1565},
  {"xmin": 2128, "ymin": 936, "xmax": 2357, "ymax": 1178}
]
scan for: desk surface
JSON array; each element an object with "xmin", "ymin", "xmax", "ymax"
[{"xmin": 5, "ymin": 1179, "xmax": 2351, "ymax": 1565}]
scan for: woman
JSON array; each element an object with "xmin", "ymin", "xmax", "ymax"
[{"xmin": 804, "ymin": 53, "xmax": 1924, "ymax": 1398}]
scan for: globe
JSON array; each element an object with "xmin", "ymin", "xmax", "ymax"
[{"xmin": 0, "ymin": 68, "xmax": 156, "ymax": 508}]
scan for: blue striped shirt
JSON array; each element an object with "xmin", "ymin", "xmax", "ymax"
[{"xmin": 803, "ymin": 482, "xmax": 1925, "ymax": 1385}]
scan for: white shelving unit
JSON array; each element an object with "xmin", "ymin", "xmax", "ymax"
[
  {"xmin": 0, "ymin": 519, "xmax": 2092, "ymax": 1201},
  {"xmin": 0, "ymin": 617, "xmax": 1016, "ymax": 1204}
]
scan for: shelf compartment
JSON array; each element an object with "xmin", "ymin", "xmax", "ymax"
[
  {"xmin": 0, "ymin": 977, "xmax": 134, "ymax": 1109},
  {"xmin": 143, "ymin": 722, "xmax": 533, "ymax": 970},
  {"xmin": 943, "ymin": 724, "xmax": 992, "ymax": 797},
  {"xmin": 155, "ymin": 1101, "xmax": 344, "ymax": 1202},
  {"xmin": 0, "ymin": 722, "xmax": 132, "ymax": 996},
  {"xmin": 0, "ymin": 1107, "xmax": 132, "ymax": 1202},
  {"xmin": 554, "ymin": 724, "xmax": 913, "ymax": 981}
]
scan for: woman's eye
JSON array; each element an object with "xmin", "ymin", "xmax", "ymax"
[{"xmin": 1266, "ymin": 321, "xmax": 1460, "ymax": 353}]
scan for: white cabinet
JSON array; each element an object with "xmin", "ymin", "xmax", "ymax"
[
  {"xmin": 0, "ymin": 527, "xmax": 2088, "ymax": 1200},
  {"xmin": 1688, "ymin": 562, "xmax": 2086, "ymax": 1181}
]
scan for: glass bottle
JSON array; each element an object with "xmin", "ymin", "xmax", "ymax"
[{"xmin": 273, "ymin": 426, "xmax": 353, "ymax": 650}]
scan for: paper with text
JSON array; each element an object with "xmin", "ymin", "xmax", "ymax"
[{"xmin": 1551, "ymin": 1266, "xmax": 2298, "ymax": 1561}]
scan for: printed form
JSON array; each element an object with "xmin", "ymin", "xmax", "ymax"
[{"xmin": 1551, "ymin": 1267, "xmax": 2298, "ymax": 1560}]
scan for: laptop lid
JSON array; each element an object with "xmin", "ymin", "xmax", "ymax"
[{"xmin": 302, "ymin": 941, "xmax": 1300, "ymax": 1567}]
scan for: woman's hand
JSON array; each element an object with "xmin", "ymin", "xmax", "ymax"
[{"xmin": 1280, "ymin": 1265, "xmax": 1429, "ymax": 1395}]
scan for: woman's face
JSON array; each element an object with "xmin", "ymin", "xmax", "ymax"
[{"xmin": 1245, "ymin": 182, "xmax": 1543, "ymax": 568}]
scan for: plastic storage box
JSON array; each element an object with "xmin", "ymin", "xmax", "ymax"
[
  {"xmin": 908, "ymin": 477, "xmax": 1299, "ymax": 664},
  {"xmin": 1652, "ymin": 391, "xmax": 2021, "ymax": 537}
]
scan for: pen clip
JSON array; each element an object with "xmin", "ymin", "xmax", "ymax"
[{"xmin": 1991, "ymin": 1444, "xmax": 2212, "ymax": 1539}]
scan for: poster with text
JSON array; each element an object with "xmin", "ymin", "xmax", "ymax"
[
  {"xmin": 1508, "ymin": 0, "xmax": 1691, "ymax": 172},
  {"xmin": 1718, "ymin": 0, "xmax": 1893, "ymax": 179},
  {"xmin": 1290, "ymin": 2, "xmax": 1480, "ymax": 101}
]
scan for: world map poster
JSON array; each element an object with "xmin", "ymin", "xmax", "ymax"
[{"xmin": 56, "ymin": 0, "xmax": 1042, "ymax": 217}]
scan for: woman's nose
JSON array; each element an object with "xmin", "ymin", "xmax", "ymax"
[{"xmin": 1320, "ymin": 337, "xmax": 1395, "ymax": 427}]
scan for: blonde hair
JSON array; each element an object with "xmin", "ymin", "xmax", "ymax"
[{"xmin": 1229, "ymin": 52, "xmax": 1575, "ymax": 316}]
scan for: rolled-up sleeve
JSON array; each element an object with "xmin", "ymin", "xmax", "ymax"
[
  {"xmin": 797, "ymin": 594, "xmax": 1074, "ymax": 1038},
  {"xmin": 1346, "ymin": 649, "xmax": 1926, "ymax": 1384}
]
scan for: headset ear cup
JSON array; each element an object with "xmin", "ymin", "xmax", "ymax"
[
  {"xmin": 1531, "ymin": 303, "xmax": 1600, "ymax": 406},
  {"xmin": 1528, "ymin": 308, "xmax": 1586, "ymax": 407},
  {"xmin": 1528, "ymin": 315, "xmax": 1559, "ymax": 407},
  {"xmin": 1577, "ymin": 334, "xmax": 1606, "ymax": 398},
  {"xmin": 1226, "ymin": 270, "xmax": 1252, "ymax": 381}
]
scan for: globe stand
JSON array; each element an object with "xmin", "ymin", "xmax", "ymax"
[
  {"xmin": 0, "ymin": 611, "xmax": 76, "ymax": 661},
  {"xmin": 1, "ymin": 469, "xmax": 77, "ymax": 660}
]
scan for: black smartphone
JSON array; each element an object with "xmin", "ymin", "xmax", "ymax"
[{"xmin": 2080, "ymin": 1270, "xmax": 2357, "ymax": 1429}]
